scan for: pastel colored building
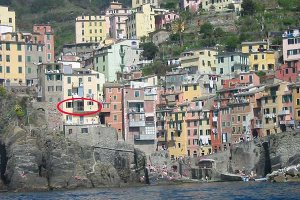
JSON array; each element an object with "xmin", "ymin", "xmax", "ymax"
[
  {"xmin": 155, "ymin": 12, "xmax": 179, "ymax": 30},
  {"xmin": 292, "ymin": 83, "xmax": 300, "ymax": 128},
  {"xmin": 33, "ymin": 24, "xmax": 55, "ymax": 63},
  {"xmin": 0, "ymin": 6, "xmax": 15, "ymax": 31},
  {"xmin": 124, "ymin": 81, "xmax": 157, "ymax": 155},
  {"xmin": 106, "ymin": 1, "xmax": 131, "ymax": 39},
  {"xmin": 75, "ymin": 15, "xmax": 107, "ymax": 43},
  {"xmin": 100, "ymin": 83, "xmax": 124, "ymax": 137},
  {"xmin": 275, "ymin": 61, "xmax": 300, "ymax": 82},
  {"xmin": 202, "ymin": 0, "xmax": 242, "ymax": 12},
  {"xmin": 132, "ymin": 0, "xmax": 160, "ymax": 8},
  {"xmin": 179, "ymin": 0, "xmax": 201, "ymax": 12},
  {"xmin": 94, "ymin": 39, "xmax": 142, "ymax": 82},
  {"xmin": 282, "ymin": 28, "xmax": 300, "ymax": 64},
  {"xmin": 180, "ymin": 48, "xmax": 218, "ymax": 74},
  {"xmin": 24, "ymin": 33, "xmax": 45, "ymax": 86},
  {"xmin": 216, "ymin": 52, "xmax": 249, "ymax": 76},
  {"xmin": 0, "ymin": 32, "xmax": 26, "ymax": 86},
  {"xmin": 242, "ymin": 41, "xmax": 279, "ymax": 71},
  {"xmin": 126, "ymin": 4, "xmax": 156, "ymax": 39}
]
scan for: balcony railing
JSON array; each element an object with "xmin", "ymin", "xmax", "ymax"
[
  {"xmin": 213, "ymin": 116, "xmax": 218, "ymax": 122},
  {"xmin": 278, "ymin": 110, "xmax": 290, "ymax": 116},
  {"xmin": 280, "ymin": 120, "xmax": 295, "ymax": 125},
  {"xmin": 134, "ymin": 134, "xmax": 155, "ymax": 141}
]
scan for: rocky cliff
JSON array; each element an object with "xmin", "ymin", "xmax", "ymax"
[
  {"xmin": 0, "ymin": 96, "xmax": 146, "ymax": 192},
  {"xmin": 205, "ymin": 131, "xmax": 300, "ymax": 180}
]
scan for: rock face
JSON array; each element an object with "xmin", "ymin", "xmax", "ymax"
[
  {"xmin": 0, "ymin": 121, "xmax": 146, "ymax": 192},
  {"xmin": 205, "ymin": 132, "xmax": 300, "ymax": 180}
]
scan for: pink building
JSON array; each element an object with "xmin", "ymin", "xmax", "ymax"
[
  {"xmin": 33, "ymin": 24, "xmax": 55, "ymax": 62},
  {"xmin": 275, "ymin": 61, "xmax": 300, "ymax": 82},
  {"xmin": 155, "ymin": 12, "xmax": 179, "ymax": 30},
  {"xmin": 179, "ymin": 0, "xmax": 201, "ymax": 12},
  {"xmin": 222, "ymin": 72, "xmax": 260, "ymax": 89},
  {"xmin": 282, "ymin": 28, "xmax": 300, "ymax": 64},
  {"xmin": 100, "ymin": 83, "xmax": 124, "ymax": 138},
  {"xmin": 123, "ymin": 81, "xmax": 157, "ymax": 155},
  {"xmin": 106, "ymin": 1, "xmax": 130, "ymax": 39}
]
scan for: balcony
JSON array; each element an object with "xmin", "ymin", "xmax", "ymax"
[
  {"xmin": 254, "ymin": 123, "xmax": 263, "ymax": 129},
  {"xmin": 129, "ymin": 120, "xmax": 145, "ymax": 127},
  {"xmin": 278, "ymin": 110, "xmax": 290, "ymax": 116},
  {"xmin": 280, "ymin": 120, "xmax": 295, "ymax": 125},
  {"xmin": 213, "ymin": 116, "xmax": 218, "ymax": 122},
  {"xmin": 129, "ymin": 113, "xmax": 145, "ymax": 127},
  {"xmin": 134, "ymin": 134, "xmax": 155, "ymax": 141}
]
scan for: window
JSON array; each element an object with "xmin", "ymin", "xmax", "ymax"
[
  {"xmin": 0, "ymin": 66, "xmax": 2, "ymax": 73},
  {"xmin": 187, "ymin": 130, "xmax": 190, "ymax": 136},
  {"xmin": 6, "ymin": 55, "xmax": 10, "ymax": 62},
  {"xmin": 68, "ymin": 89, "xmax": 72, "ymax": 96},
  {"xmin": 193, "ymin": 85, "xmax": 197, "ymax": 90},
  {"xmin": 47, "ymin": 53, "xmax": 51, "ymax": 61},
  {"xmin": 18, "ymin": 55, "xmax": 22, "ymax": 62},
  {"xmin": 254, "ymin": 55, "xmax": 258, "ymax": 60},
  {"xmin": 194, "ymin": 121, "xmax": 197, "ymax": 126},
  {"xmin": 240, "ymin": 75, "xmax": 244, "ymax": 80},
  {"xmin": 49, "ymin": 98, "xmax": 53, "ymax": 102},
  {"xmin": 194, "ymin": 129, "xmax": 197, "ymax": 135},
  {"xmin": 298, "ymin": 110, "xmax": 300, "ymax": 117},
  {"xmin": 81, "ymin": 128, "xmax": 88, "ymax": 133},
  {"xmin": 231, "ymin": 55, "xmax": 234, "ymax": 61},
  {"xmin": 47, "ymin": 44, "xmax": 51, "ymax": 50},
  {"xmin": 273, "ymin": 108, "xmax": 276, "ymax": 113},
  {"xmin": 17, "ymin": 44, "xmax": 21, "ymax": 51},
  {"xmin": 27, "ymin": 56, "xmax": 31, "ymax": 62},
  {"xmin": 6, "ymin": 43, "xmax": 10, "ymax": 51},
  {"xmin": 220, "ymin": 68, "xmax": 223, "ymax": 74},
  {"xmin": 113, "ymin": 115, "xmax": 118, "ymax": 121},
  {"xmin": 243, "ymin": 116, "xmax": 246, "ymax": 121},
  {"xmin": 113, "ymin": 95, "xmax": 117, "ymax": 100},
  {"xmin": 66, "ymin": 102, "xmax": 73, "ymax": 108},
  {"xmin": 114, "ymin": 105, "xmax": 117, "ymax": 110},
  {"xmin": 185, "ymin": 86, "xmax": 188, "ymax": 91},
  {"xmin": 187, "ymin": 122, "xmax": 190, "ymax": 127},
  {"xmin": 297, "ymin": 99, "xmax": 300, "ymax": 105},
  {"xmin": 238, "ymin": 116, "xmax": 241, "ymax": 122},
  {"xmin": 134, "ymin": 91, "xmax": 140, "ymax": 97},
  {"xmin": 88, "ymin": 77, "xmax": 92, "ymax": 82},
  {"xmin": 47, "ymin": 35, "xmax": 51, "ymax": 40},
  {"xmin": 88, "ymin": 101, "xmax": 94, "ymax": 106},
  {"xmin": 18, "ymin": 67, "xmax": 22, "ymax": 74},
  {"xmin": 0, "ymin": 55, "xmax": 2, "ymax": 61},
  {"xmin": 6, "ymin": 66, "xmax": 10, "ymax": 73}
]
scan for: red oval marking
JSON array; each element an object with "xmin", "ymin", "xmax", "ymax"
[{"xmin": 56, "ymin": 97, "xmax": 102, "ymax": 117}]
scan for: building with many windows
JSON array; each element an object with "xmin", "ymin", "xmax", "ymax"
[
  {"xmin": 75, "ymin": 15, "xmax": 107, "ymax": 43},
  {"xmin": 0, "ymin": 32, "xmax": 26, "ymax": 86},
  {"xmin": 282, "ymin": 28, "xmax": 300, "ymax": 65},
  {"xmin": 126, "ymin": 4, "xmax": 156, "ymax": 39}
]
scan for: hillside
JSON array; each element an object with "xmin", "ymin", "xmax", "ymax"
[{"xmin": 0, "ymin": 0, "xmax": 131, "ymax": 53}]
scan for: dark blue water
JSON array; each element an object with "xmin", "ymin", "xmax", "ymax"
[{"xmin": 0, "ymin": 182, "xmax": 300, "ymax": 200}]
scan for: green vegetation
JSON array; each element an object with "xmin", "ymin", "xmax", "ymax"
[
  {"xmin": 14, "ymin": 104, "xmax": 25, "ymax": 118},
  {"xmin": 142, "ymin": 61, "xmax": 173, "ymax": 77},
  {"xmin": 0, "ymin": 86, "xmax": 6, "ymax": 97},
  {"xmin": 141, "ymin": 42, "xmax": 158, "ymax": 60}
]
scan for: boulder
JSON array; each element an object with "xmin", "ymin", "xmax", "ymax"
[{"xmin": 286, "ymin": 166, "xmax": 299, "ymax": 177}]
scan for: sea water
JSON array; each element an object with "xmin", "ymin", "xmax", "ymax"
[{"xmin": 0, "ymin": 182, "xmax": 299, "ymax": 200}]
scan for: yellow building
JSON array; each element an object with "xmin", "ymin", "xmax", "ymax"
[
  {"xmin": 180, "ymin": 48, "xmax": 218, "ymax": 74},
  {"xmin": 75, "ymin": 15, "xmax": 107, "ymax": 43},
  {"xmin": 63, "ymin": 68, "xmax": 105, "ymax": 125},
  {"xmin": 242, "ymin": 41, "xmax": 279, "ymax": 71},
  {"xmin": 167, "ymin": 110, "xmax": 187, "ymax": 159},
  {"xmin": 292, "ymin": 83, "xmax": 300, "ymax": 126},
  {"xmin": 132, "ymin": 0, "xmax": 160, "ymax": 8},
  {"xmin": 0, "ymin": 6, "xmax": 16, "ymax": 31},
  {"xmin": 0, "ymin": 32, "xmax": 26, "ymax": 85},
  {"xmin": 181, "ymin": 83, "xmax": 202, "ymax": 101},
  {"xmin": 126, "ymin": 4, "xmax": 155, "ymax": 39}
]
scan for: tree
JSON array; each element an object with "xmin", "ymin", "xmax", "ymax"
[
  {"xmin": 0, "ymin": 86, "xmax": 6, "ymax": 97},
  {"xmin": 224, "ymin": 35, "xmax": 239, "ymax": 51},
  {"xmin": 172, "ymin": 18, "xmax": 185, "ymax": 47},
  {"xmin": 200, "ymin": 22, "xmax": 214, "ymax": 38},
  {"xmin": 227, "ymin": 3, "xmax": 235, "ymax": 10},
  {"xmin": 141, "ymin": 42, "xmax": 158, "ymax": 60},
  {"xmin": 241, "ymin": 0, "xmax": 256, "ymax": 15}
]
